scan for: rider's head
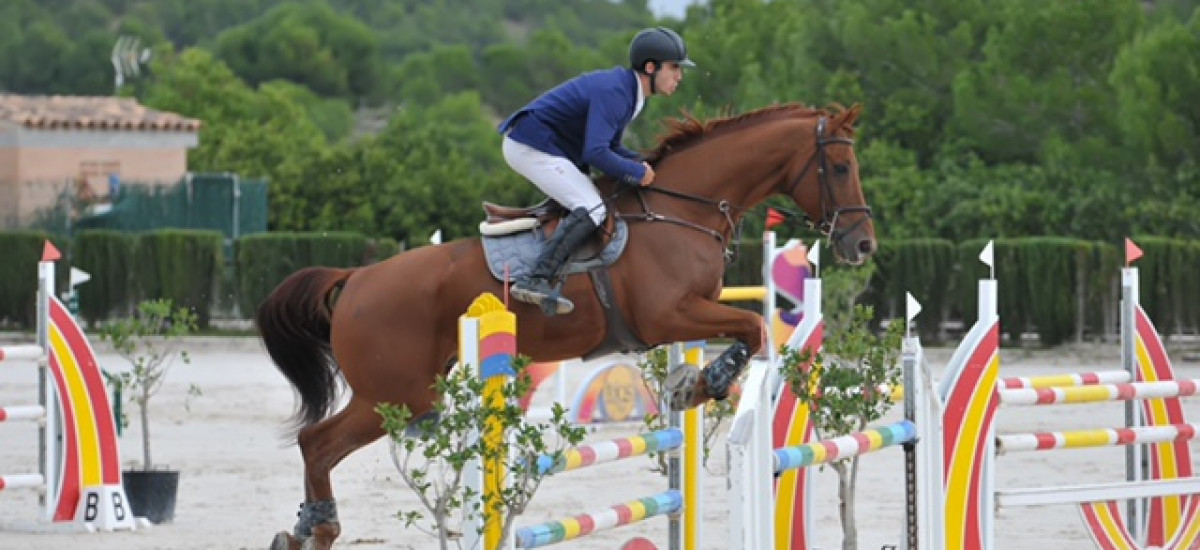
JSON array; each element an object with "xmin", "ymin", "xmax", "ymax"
[{"xmin": 629, "ymin": 27, "xmax": 694, "ymax": 96}]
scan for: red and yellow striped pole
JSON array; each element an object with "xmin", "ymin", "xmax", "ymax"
[{"xmin": 461, "ymin": 293, "xmax": 516, "ymax": 549}]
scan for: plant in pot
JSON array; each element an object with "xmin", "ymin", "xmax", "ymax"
[{"xmin": 100, "ymin": 298, "xmax": 198, "ymax": 524}]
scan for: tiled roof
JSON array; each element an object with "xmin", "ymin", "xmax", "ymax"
[{"xmin": 0, "ymin": 94, "xmax": 201, "ymax": 132}]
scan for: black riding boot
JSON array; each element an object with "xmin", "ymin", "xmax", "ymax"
[{"xmin": 510, "ymin": 207, "xmax": 597, "ymax": 315}]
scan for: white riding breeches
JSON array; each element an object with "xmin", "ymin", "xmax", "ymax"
[{"xmin": 502, "ymin": 136, "xmax": 606, "ymax": 226}]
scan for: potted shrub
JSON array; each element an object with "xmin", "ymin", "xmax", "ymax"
[{"xmin": 100, "ymin": 299, "xmax": 198, "ymax": 524}]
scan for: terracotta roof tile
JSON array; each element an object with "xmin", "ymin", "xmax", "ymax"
[{"xmin": 0, "ymin": 94, "xmax": 201, "ymax": 132}]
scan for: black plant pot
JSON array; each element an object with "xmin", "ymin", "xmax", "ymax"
[{"xmin": 122, "ymin": 469, "xmax": 180, "ymax": 524}]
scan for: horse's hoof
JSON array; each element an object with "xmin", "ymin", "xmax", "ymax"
[
  {"xmin": 666, "ymin": 364, "xmax": 701, "ymax": 411},
  {"xmin": 270, "ymin": 531, "xmax": 302, "ymax": 550}
]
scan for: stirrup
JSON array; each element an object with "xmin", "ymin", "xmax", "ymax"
[{"xmin": 511, "ymin": 280, "xmax": 574, "ymax": 316}]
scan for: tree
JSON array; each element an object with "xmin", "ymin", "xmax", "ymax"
[
  {"xmin": 100, "ymin": 299, "xmax": 198, "ymax": 470},
  {"xmin": 950, "ymin": 0, "xmax": 1143, "ymax": 164},
  {"xmin": 1110, "ymin": 12, "xmax": 1200, "ymax": 173},
  {"xmin": 276, "ymin": 92, "xmax": 536, "ymax": 242},
  {"xmin": 214, "ymin": 1, "xmax": 382, "ymax": 100},
  {"xmin": 780, "ymin": 267, "xmax": 905, "ymax": 550},
  {"xmin": 138, "ymin": 47, "xmax": 327, "ymax": 226}
]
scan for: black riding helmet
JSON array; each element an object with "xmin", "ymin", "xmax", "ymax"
[{"xmin": 629, "ymin": 27, "xmax": 696, "ymax": 73}]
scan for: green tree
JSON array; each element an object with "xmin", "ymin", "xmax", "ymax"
[
  {"xmin": 278, "ymin": 92, "xmax": 534, "ymax": 242},
  {"xmin": 1110, "ymin": 12, "xmax": 1200, "ymax": 174},
  {"xmin": 950, "ymin": 0, "xmax": 1142, "ymax": 164},
  {"xmin": 138, "ymin": 47, "xmax": 326, "ymax": 217},
  {"xmin": 214, "ymin": 1, "xmax": 381, "ymax": 100}
]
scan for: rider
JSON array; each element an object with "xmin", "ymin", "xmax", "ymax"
[{"xmin": 498, "ymin": 27, "xmax": 694, "ymax": 315}]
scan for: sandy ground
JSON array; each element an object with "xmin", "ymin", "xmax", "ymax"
[{"xmin": 1, "ymin": 336, "xmax": 1199, "ymax": 550}]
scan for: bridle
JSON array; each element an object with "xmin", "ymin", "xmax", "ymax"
[
  {"xmin": 782, "ymin": 116, "xmax": 873, "ymax": 249},
  {"xmin": 614, "ymin": 115, "xmax": 872, "ymax": 261}
]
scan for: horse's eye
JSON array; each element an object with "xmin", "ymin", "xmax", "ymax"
[{"xmin": 834, "ymin": 163, "xmax": 849, "ymax": 175}]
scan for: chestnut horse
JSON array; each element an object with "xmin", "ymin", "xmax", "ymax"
[{"xmin": 260, "ymin": 103, "xmax": 876, "ymax": 549}]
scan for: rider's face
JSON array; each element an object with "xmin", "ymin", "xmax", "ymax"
[{"xmin": 653, "ymin": 62, "xmax": 685, "ymax": 96}]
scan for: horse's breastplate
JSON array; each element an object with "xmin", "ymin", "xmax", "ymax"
[{"xmin": 480, "ymin": 218, "xmax": 629, "ymax": 281}]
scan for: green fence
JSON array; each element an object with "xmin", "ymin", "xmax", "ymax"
[{"xmin": 74, "ymin": 173, "xmax": 268, "ymax": 252}]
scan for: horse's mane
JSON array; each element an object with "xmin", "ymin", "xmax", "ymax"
[{"xmin": 643, "ymin": 102, "xmax": 856, "ymax": 165}]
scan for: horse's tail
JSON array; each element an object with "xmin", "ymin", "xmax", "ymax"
[{"xmin": 255, "ymin": 266, "xmax": 355, "ymax": 432}]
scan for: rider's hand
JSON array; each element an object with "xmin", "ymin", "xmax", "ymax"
[{"xmin": 639, "ymin": 162, "xmax": 655, "ymax": 187}]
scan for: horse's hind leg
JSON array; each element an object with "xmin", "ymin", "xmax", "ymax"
[{"xmin": 271, "ymin": 395, "xmax": 389, "ymax": 550}]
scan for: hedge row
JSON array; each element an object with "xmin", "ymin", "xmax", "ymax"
[
  {"xmin": 725, "ymin": 236, "xmax": 1200, "ymax": 345},
  {"xmin": 2, "ymin": 231, "xmax": 1196, "ymax": 345},
  {"xmin": 0, "ymin": 230, "xmax": 400, "ymax": 329}
]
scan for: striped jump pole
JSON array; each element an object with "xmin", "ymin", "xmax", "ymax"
[
  {"xmin": 460, "ymin": 293, "xmax": 696, "ymax": 549},
  {"xmin": 0, "ymin": 241, "xmax": 134, "ymax": 532},
  {"xmin": 921, "ymin": 238, "xmax": 1200, "ymax": 549},
  {"xmin": 727, "ymin": 240, "xmax": 825, "ymax": 550},
  {"xmin": 514, "ymin": 490, "xmax": 683, "ymax": 548},
  {"xmin": 0, "ymin": 345, "xmax": 44, "ymax": 362},
  {"xmin": 718, "ymin": 286, "xmax": 767, "ymax": 302},
  {"xmin": 997, "ymin": 380, "xmax": 1200, "ymax": 406},
  {"xmin": 773, "ymin": 421, "xmax": 917, "ymax": 472},
  {"xmin": 0, "ymin": 473, "xmax": 46, "ymax": 491},
  {"xmin": 0, "ymin": 405, "xmax": 46, "ymax": 422},
  {"xmin": 996, "ymin": 423, "xmax": 1200, "ymax": 453},
  {"xmin": 997, "ymin": 370, "xmax": 1130, "ymax": 390},
  {"xmin": 534, "ymin": 429, "xmax": 682, "ymax": 475}
]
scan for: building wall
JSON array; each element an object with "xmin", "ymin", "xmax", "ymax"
[
  {"xmin": 16, "ymin": 146, "xmax": 189, "ymax": 182},
  {"xmin": 0, "ymin": 128, "xmax": 197, "ymax": 227}
]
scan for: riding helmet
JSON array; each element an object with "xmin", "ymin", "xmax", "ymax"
[{"xmin": 629, "ymin": 27, "xmax": 696, "ymax": 72}]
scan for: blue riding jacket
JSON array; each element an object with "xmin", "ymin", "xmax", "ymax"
[{"xmin": 499, "ymin": 67, "xmax": 647, "ymax": 187}]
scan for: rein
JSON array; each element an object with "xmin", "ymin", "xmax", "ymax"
[
  {"xmin": 612, "ymin": 115, "xmax": 871, "ymax": 262},
  {"xmin": 611, "ymin": 184, "xmax": 747, "ymax": 263}
]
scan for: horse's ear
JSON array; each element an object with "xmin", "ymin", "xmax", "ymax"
[{"xmin": 836, "ymin": 103, "xmax": 862, "ymax": 130}]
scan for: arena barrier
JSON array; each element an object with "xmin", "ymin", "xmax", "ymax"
[
  {"xmin": 908, "ymin": 239, "xmax": 1200, "ymax": 550},
  {"xmin": 458, "ymin": 293, "xmax": 699, "ymax": 549},
  {"xmin": 0, "ymin": 242, "xmax": 135, "ymax": 532},
  {"xmin": 727, "ymin": 239, "xmax": 919, "ymax": 549}
]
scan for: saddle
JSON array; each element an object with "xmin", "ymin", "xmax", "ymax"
[
  {"xmin": 477, "ymin": 199, "xmax": 645, "ymax": 357},
  {"xmin": 478, "ymin": 199, "xmax": 627, "ymax": 281}
]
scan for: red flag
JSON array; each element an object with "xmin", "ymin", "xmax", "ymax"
[
  {"xmin": 766, "ymin": 208, "xmax": 786, "ymax": 229},
  {"xmin": 41, "ymin": 241, "xmax": 61, "ymax": 262},
  {"xmin": 1125, "ymin": 238, "xmax": 1143, "ymax": 266}
]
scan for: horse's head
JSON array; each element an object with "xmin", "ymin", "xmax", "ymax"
[
  {"xmin": 780, "ymin": 104, "xmax": 876, "ymax": 265},
  {"xmin": 636, "ymin": 103, "xmax": 876, "ymax": 265}
]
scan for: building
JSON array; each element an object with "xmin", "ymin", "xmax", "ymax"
[{"xmin": 0, "ymin": 94, "xmax": 200, "ymax": 228}]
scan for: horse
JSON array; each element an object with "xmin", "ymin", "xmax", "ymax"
[{"xmin": 259, "ymin": 102, "xmax": 876, "ymax": 549}]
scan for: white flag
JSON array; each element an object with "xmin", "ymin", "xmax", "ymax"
[
  {"xmin": 69, "ymin": 267, "xmax": 92, "ymax": 288},
  {"xmin": 905, "ymin": 292, "xmax": 922, "ymax": 323},
  {"xmin": 430, "ymin": 229, "xmax": 442, "ymax": 245},
  {"xmin": 978, "ymin": 240, "xmax": 994, "ymax": 268},
  {"xmin": 807, "ymin": 239, "xmax": 820, "ymax": 268}
]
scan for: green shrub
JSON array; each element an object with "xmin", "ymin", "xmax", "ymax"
[
  {"xmin": 134, "ymin": 230, "xmax": 224, "ymax": 328},
  {"xmin": 73, "ymin": 230, "xmax": 137, "ymax": 326}
]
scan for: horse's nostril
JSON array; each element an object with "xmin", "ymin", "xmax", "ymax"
[{"xmin": 858, "ymin": 239, "xmax": 877, "ymax": 256}]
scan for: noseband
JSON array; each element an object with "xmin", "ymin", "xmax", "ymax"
[{"xmin": 783, "ymin": 117, "xmax": 873, "ymax": 248}]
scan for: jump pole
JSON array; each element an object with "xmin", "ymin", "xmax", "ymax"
[
  {"xmin": 0, "ymin": 242, "xmax": 134, "ymax": 531},
  {"xmin": 461, "ymin": 293, "xmax": 698, "ymax": 549},
  {"xmin": 914, "ymin": 239, "xmax": 1200, "ymax": 549}
]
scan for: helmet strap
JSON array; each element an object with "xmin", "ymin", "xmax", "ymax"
[{"xmin": 647, "ymin": 61, "xmax": 660, "ymax": 95}]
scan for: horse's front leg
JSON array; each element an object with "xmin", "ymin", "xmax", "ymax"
[{"xmin": 656, "ymin": 298, "xmax": 764, "ymax": 411}]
